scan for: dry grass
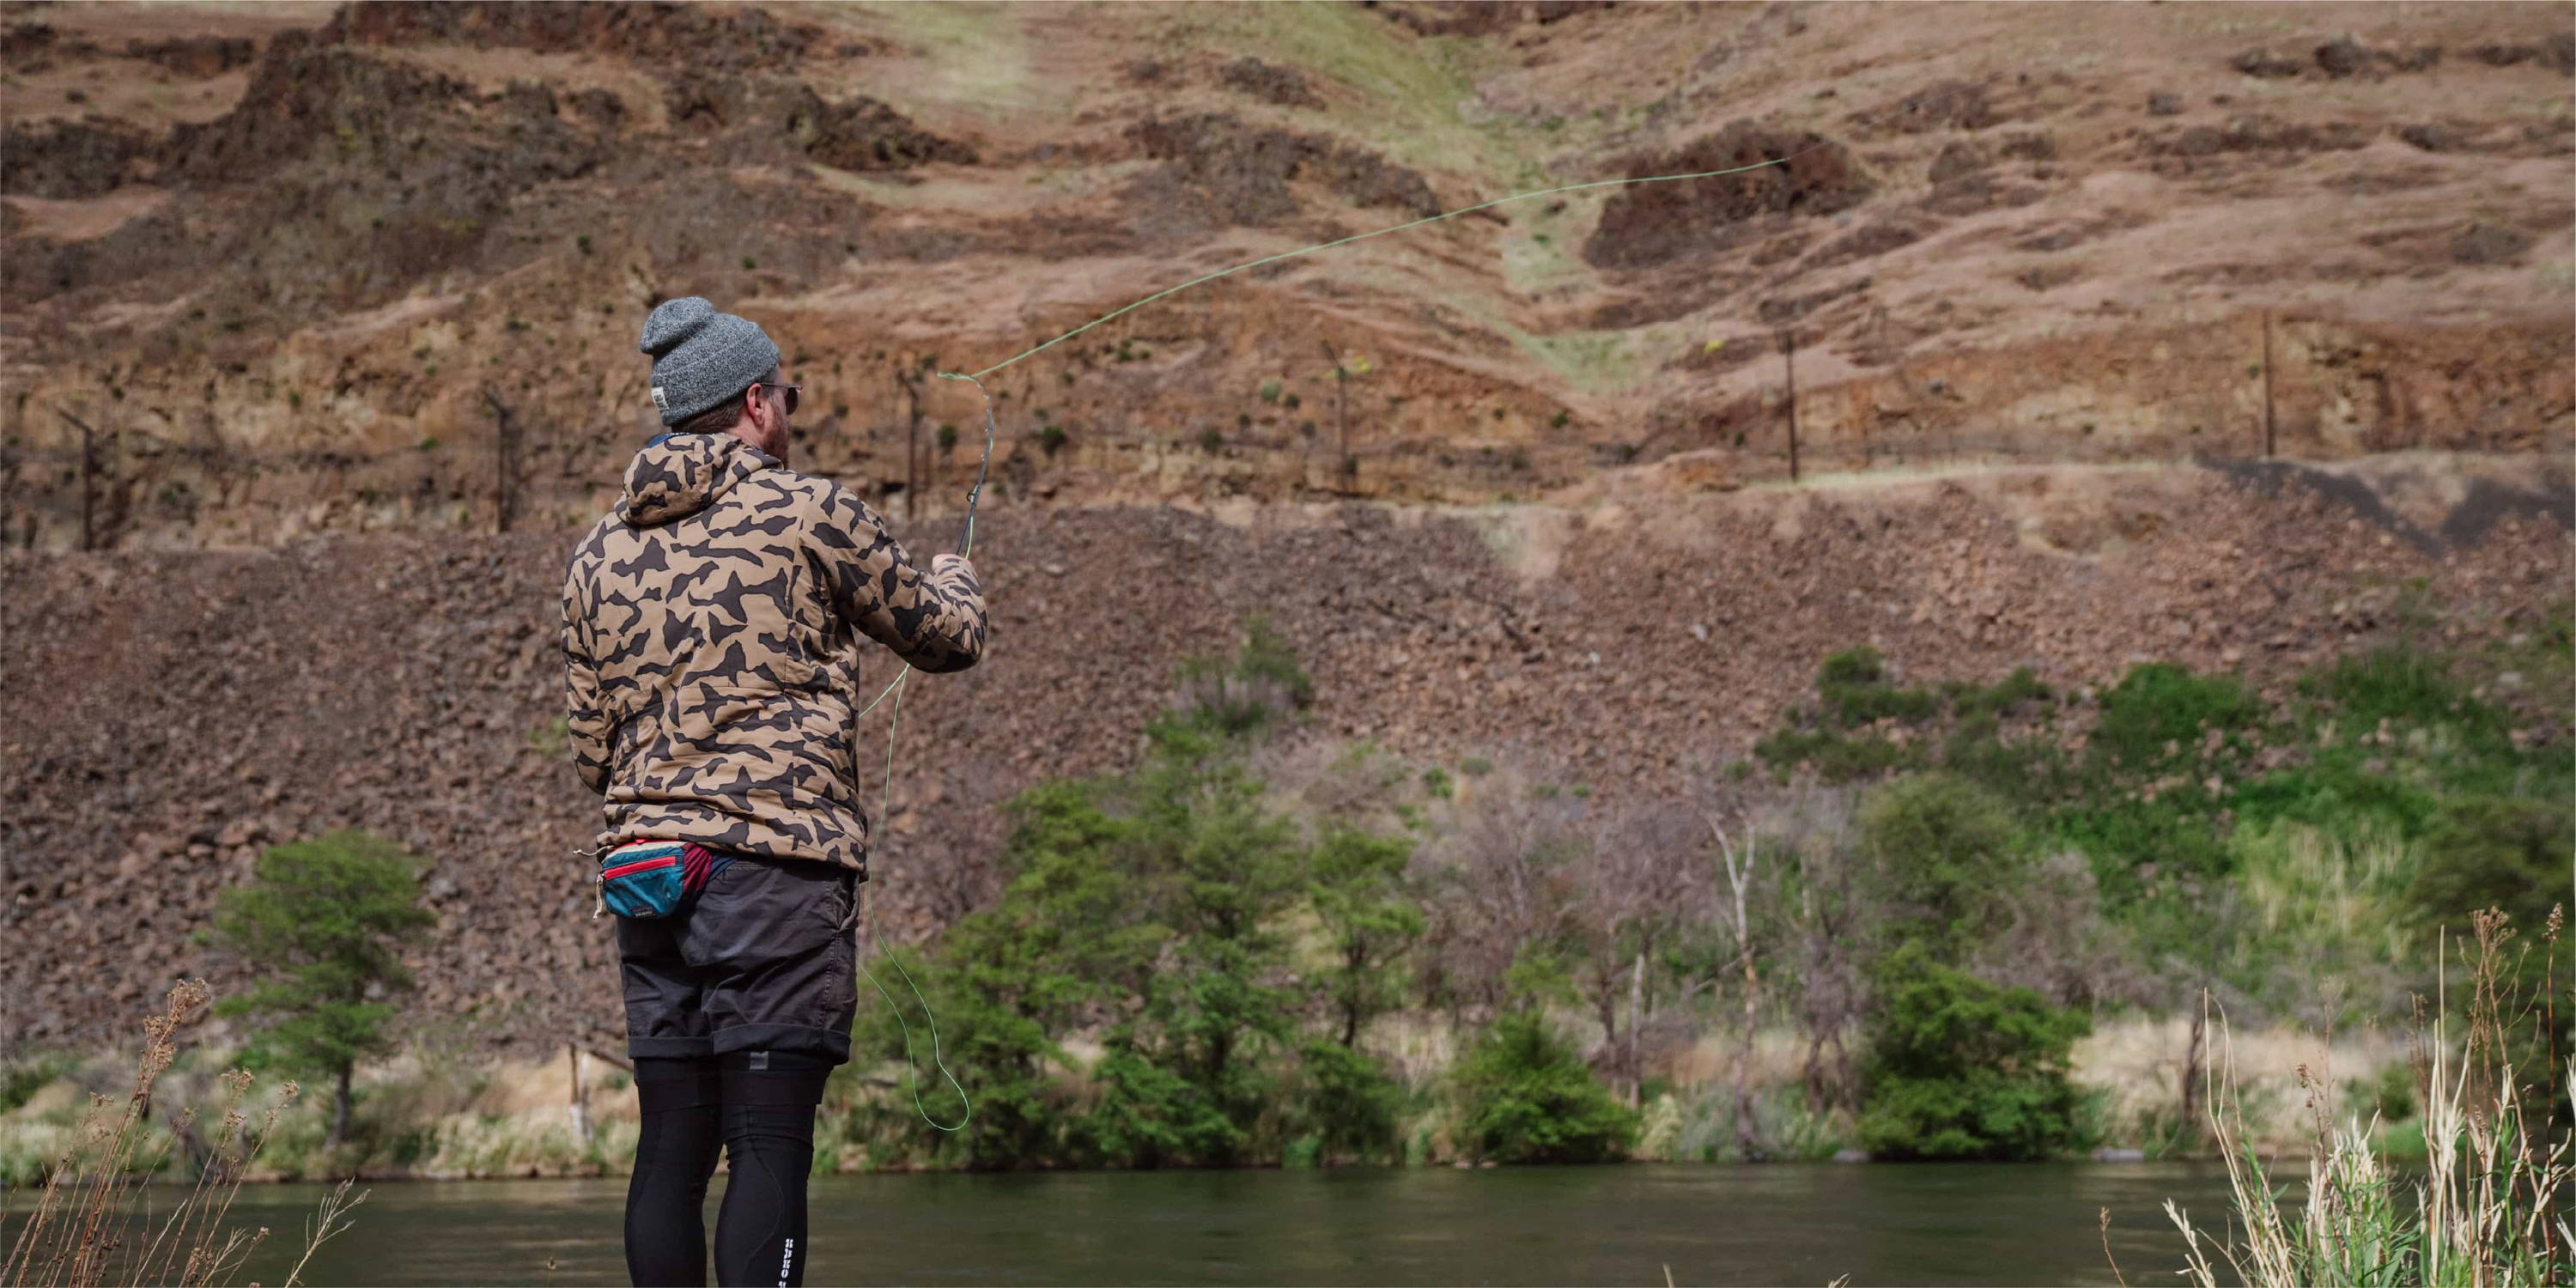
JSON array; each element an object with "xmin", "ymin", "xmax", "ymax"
[
  {"xmin": 2078, "ymin": 1015, "xmax": 2409, "ymax": 1155},
  {"xmin": 0, "ymin": 980, "xmax": 356, "ymax": 1288},
  {"xmin": 2165, "ymin": 909, "xmax": 2573, "ymax": 1286}
]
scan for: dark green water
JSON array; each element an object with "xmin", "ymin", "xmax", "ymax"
[{"xmin": 28, "ymin": 1162, "xmax": 2244, "ymax": 1285}]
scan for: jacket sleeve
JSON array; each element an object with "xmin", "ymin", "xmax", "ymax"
[
  {"xmin": 811, "ymin": 484, "xmax": 988, "ymax": 674},
  {"xmin": 561, "ymin": 561, "xmax": 614, "ymax": 796}
]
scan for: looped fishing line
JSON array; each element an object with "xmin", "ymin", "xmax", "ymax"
[{"xmin": 852, "ymin": 150, "xmax": 1813, "ymax": 1132}]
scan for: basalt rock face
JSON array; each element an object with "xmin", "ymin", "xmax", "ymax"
[{"xmin": 5, "ymin": 459, "xmax": 2570, "ymax": 1050}]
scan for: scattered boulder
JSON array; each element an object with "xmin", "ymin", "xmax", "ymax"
[
  {"xmin": 2397, "ymin": 122, "xmax": 2458, "ymax": 153},
  {"xmin": 0, "ymin": 118, "xmax": 157, "ymax": 199},
  {"xmin": 787, "ymin": 87, "xmax": 979, "ymax": 171},
  {"xmin": 1124, "ymin": 112, "xmax": 1437, "ymax": 229},
  {"xmin": 2230, "ymin": 47, "xmax": 2306, "ymax": 78},
  {"xmin": 322, "ymin": 0, "xmax": 817, "ymax": 76},
  {"xmin": 1929, "ymin": 140, "xmax": 1990, "ymax": 185},
  {"xmin": 2315, "ymin": 35, "xmax": 2369, "ymax": 78},
  {"xmin": 1583, "ymin": 123, "xmax": 1867, "ymax": 270},
  {"xmin": 1364, "ymin": 1, "xmax": 1613, "ymax": 36},
  {"xmin": 1856, "ymin": 79, "xmax": 1997, "ymax": 134},
  {"xmin": 1807, "ymin": 219, "xmax": 1929, "ymax": 270},
  {"xmin": 2144, "ymin": 114, "xmax": 2372, "ymax": 161},
  {"xmin": 2451, "ymin": 223, "xmax": 2530, "ymax": 265},
  {"xmin": 1218, "ymin": 56, "xmax": 1323, "ymax": 109},
  {"xmin": 1999, "ymin": 131, "xmax": 2057, "ymax": 161},
  {"xmin": 125, "ymin": 35, "xmax": 257, "ymax": 77}
]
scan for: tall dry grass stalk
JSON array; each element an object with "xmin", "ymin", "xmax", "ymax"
[
  {"xmin": 2, "ymin": 980, "xmax": 361, "ymax": 1288},
  {"xmin": 2164, "ymin": 908, "xmax": 2573, "ymax": 1287}
]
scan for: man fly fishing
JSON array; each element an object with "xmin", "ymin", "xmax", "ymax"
[{"xmin": 561, "ymin": 296, "xmax": 987, "ymax": 1287}]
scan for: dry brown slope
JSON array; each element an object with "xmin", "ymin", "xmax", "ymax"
[{"xmin": 0, "ymin": 1, "xmax": 2567, "ymax": 551}]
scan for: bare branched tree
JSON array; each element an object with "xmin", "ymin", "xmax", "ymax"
[
  {"xmin": 1413, "ymin": 766, "xmax": 1588, "ymax": 1021},
  {"xmin": 1570, "ymin": 804, "xmax": 1709, "ymax": 1106}
]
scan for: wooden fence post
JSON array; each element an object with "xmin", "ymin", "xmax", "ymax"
[
  {"xmin": 2262, "ymin": 310, "xmax": 2276, "ymax": 459},
  {"xmin": 483, "ymin": 388, "xmax": 518, "ymax": 534},
  {"xmin": 1780, "ymin": 329, "xmax": 1801, "ymax": 483},
  {"xmin": 59, "ymin": 406, "xmax": 99, "ymax": 552}
]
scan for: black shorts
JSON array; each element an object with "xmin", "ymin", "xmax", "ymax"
[{"xmin": 614, "ymin": 854, "xmax": 860, "ymax": 1064}]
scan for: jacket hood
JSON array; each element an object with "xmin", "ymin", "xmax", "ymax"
[{"xmin": 617, "ymin": 433, "xmax": 774, "ymax": 526}]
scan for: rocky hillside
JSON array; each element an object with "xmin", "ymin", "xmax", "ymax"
[
  {"xmin": 2, "ymin": 1, "xmax": 2570, "ymax": 550},
  {"xmin": 5, "ymin": 453, "xmax": 2568, "ymax": 1049},
  {"xmin": 2, "ymin": 2, "xmax": 2570, "ymax": 1054}
]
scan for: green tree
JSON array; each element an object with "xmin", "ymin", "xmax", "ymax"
[
  {"xmin": 1857, "ymin": 945, "xmax": 2090, "ymax": 1160},
  {"xmin": 1449, "ymin": 1012, "xmax": 1638, "ymax": 1163},
  {"xmin": 1078, "ymin": 720, "xmax": 1306, "ymax": 1165},
  {"xmin": 1308, "ymin": 827, "xmax": 1422, "ymax": 1048},
  {"xmin": 1860, "ymin": 773, "xmax": 2029, "ymax": 957},
  {"xmin": 204, "ymin": 830, "xmax": 435, "ymax": 1144}
]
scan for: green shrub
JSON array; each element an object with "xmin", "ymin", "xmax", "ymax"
[
  {"xmin": 1258, "ymin": 379, "xmax": 1283, "ymax": 404},
  {"xmin": 1170, "ymin": 615, "xmax": 1314, "ymax": 736},
  {"xmin": 1861, "ymin": 774, "xmax": 2029, "ymax": 955},
  {"xmin": 937, "ymin": 423, "xmax": 958, "ymax": 452},
  {"xmin": 1293, "ymin": 1040, "xmax": 1405, "ymax": 1163},
  {"xmin": 1859, "ymin": 946, "xmax": 2089, "ymax": 1160},
  {"xmin": 1449, "ymin": 1012, "xmax": 1637, "ymax": 1163},
  {"xmin": 1754, "ymin": 727, "xmax": 1926, "ymax": 783},
  {"xmin": 2090, "ymin": 663, "xmax": 2262, "ymax": 774}
]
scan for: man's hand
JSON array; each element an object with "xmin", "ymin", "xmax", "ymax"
[{"xmin": 932, "ymin": 553, "xmax": 975, "ymax": 579}]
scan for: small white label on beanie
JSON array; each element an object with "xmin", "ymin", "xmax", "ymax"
[{"xmin": 651, "ymin": 386, "xmax": 669, "ymax": 412}]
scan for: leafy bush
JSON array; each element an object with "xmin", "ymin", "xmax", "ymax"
[
  {"xmin": 1292, "ymin": 1040, "xmax": 1406, "ymax": 1163},
  {"xmin": 1170, "ymin": 615, "xmax": 1313, "ymax": 736},
  {"xmin": 1860, "ymin": 774, "xmax": 2029, "ymax": 956},
  {"xmin": 2090, "ymin": 663, "xmax": 2263, "ymax": 775},
  {"xmin": 1820, "ymin": 647, "xmax": 1941, "ymax": 726},
  {"xmin": 1858, "ymin": 946, "xmax": 2089, "ymax": 1160},
  {"xmin": 1754, "ymin": 727, "xmax": 1926, "ymax": 783},
  {"xmin": 1448, "ymin": 1012, "xmax": 1637, "ymax": 1163}
]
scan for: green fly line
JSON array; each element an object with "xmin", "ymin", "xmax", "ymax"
[{"xmin": 852, "ymin": 149, "xmax": 1816, "ymax": 1133}]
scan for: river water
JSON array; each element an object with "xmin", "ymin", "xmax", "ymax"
[{"xmin": 76, "ymin": 1161, "xmax": 2241, "ymax": 1285}]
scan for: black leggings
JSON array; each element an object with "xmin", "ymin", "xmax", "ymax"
[{"xmin": 626, "ymin": 1053, "xmax": 831, "ymax": 1287}]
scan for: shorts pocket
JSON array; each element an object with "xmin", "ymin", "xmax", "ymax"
[{"xmin": 811, "ymin": 868, "xmax": 858, "ymax": 933}]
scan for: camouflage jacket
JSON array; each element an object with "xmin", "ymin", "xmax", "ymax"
[{"xmin": 560, "ymin": 433, "xmax": 986, "ymax": 876}]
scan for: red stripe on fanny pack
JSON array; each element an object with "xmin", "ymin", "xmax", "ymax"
[{"xmin": 601, "ymin": 856, "xmax": 679, "ymax": 881}]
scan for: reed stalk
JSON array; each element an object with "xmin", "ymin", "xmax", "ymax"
[
  {"xmin": 2, "ymin": 981, "xmax": 353, "ymax": 1288},
  {"xmin": 2163, "ymin": 908, "xmax": 2573, "ymax": 1286}
]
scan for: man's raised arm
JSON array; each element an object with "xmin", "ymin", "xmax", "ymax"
[{"xmin": 811, "ymin": 486, "xmax": 987, "ymax": 674}]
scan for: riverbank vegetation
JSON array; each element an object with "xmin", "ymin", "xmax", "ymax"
[
  {"xmin": 3, "ymin": 603, "xmax": 2566, "ymax": 1182},
  {"xmin": 1, "ymin": 981, "xmax": 360, "ymax": 1286},
  {"xmin": 2162, "ymin": 910, "xmax": 2570, "ymax": 1285}
]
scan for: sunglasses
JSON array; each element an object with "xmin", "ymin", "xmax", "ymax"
[{"xmin": 752, "ymin": 382, "xmax": 801, "ymax": 416}]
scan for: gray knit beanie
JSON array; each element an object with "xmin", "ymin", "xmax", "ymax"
[{"xmin": 639, "ymin": 296, "xmax": 781, "ymax": 428}]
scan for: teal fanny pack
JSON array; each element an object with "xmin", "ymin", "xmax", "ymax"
[{"xmin": 596, "ymin": 842, "xmax": 687, "ymax": 919}]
